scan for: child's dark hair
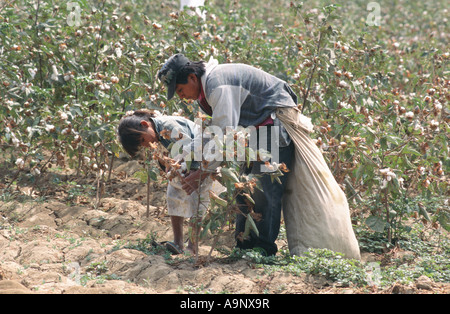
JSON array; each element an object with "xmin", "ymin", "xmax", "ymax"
[
  {"xmin": 176, "ymin": 61, "xmax": 206, "ymax": 84},
  {"xmin": 117, "ymin": 109, "xmax": 155, "ymax": 157}
]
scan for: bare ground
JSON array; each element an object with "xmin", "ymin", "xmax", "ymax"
[{"xmin": 0, "ymin": 157, "xmax": 448, "ymax": 294}]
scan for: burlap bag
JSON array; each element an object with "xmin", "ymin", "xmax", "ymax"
[{"xmin": 276, "ymin": 107, "xmax": 361, "ymax": 260}]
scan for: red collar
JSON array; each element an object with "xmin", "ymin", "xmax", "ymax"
[{"xmin": 197, "ymin": 83, "xmax": 213, "ymax": 116}]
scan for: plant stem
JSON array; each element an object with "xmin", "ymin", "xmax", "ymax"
[
  {"xmin": 193, "ymin": 166, "xmax": 207, "ymax": 262},
  {"xmin": 33, "ymin": 0, "xmax": 44, "ymax": 88},
  {"xmin": 146, "ymin": 172, "xmax": 151, "ymax": 218},
  {"xmin": 5, "ymin": 169, "xmax": 22, "ymax": 191},
  {"xmin": 34, "ymin": 0, "xmax": 40, "ymax": 30},
  {"xmin": 107, "ymin": 153, "xmax": 114, "ymax": 181},
  {"xmin": 384, "ymin": 185, "xmax": 391, "ymax": 243},
  {"xmin": 301, "ymin": 30, "xmax": 324, "ymax": 113},
  {"xmin": 146, "ymin": 151, "xmax": 152, "ymax": 218},
  {"xmin": 92, "ymin": 0, "xmax": 106, "ymax": 72},
  {"xmin": 121, "ymin": 65, "xmax": 136, "ymax": 111}
]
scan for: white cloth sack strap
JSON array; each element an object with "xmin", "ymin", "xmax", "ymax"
[{"xmin": 276, "ymin": 107, "xmax": 361, "ymax": 260}]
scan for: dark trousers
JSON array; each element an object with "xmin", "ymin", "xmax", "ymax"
[{"xmin": 235, "ymin": 126, "xmax": 295, "ymax": 256}]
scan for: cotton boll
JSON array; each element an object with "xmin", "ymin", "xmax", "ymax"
[
  {"xmin": 298, "ymin": 114, "xmax": 314, "ymax": 133},
  {"xmin": 398, "ymin": 177, "xmax": 405, "ymax": 189},
  {"xmin": 386, "ymin": 171, "xmax": 396, "ymax": 181},
  {"xmin": 110, "ymin": 76, "xmax": 119, "ymax": 84},
  {"xmin": 405, "ymin": 111, "xmax": 414, "ymax": 120},
  {"xmin": 11, "ymin": 136, "xmax": 20, "ymax": 147},
  {"xmin": 31, "ymin": 167, "xmax": 41, "ymax": 176},
  {"xmin": 60, "ymin": 112, "xmax": 69, "ymax": 120},
  {"xmin": 51, "ymin": 65, "xmax": 59, "ymax": 81},
  {"xmin": 61, "ymin": 128, "xmax": 71, "ymax": 135},
  {"xmin": 15, "ymin": 158, "xmax": 25, "ymax": 169},
  {"xmin": 115, "ymin": 47, "xmax": 122, "ymax": 58},
  {"xmin": 430, "ymin": 120, "xmax": 439, "ymax": 131},
  {"xmin": 338, "ymin": 80, "xmax": 349, "ymax": 89}
]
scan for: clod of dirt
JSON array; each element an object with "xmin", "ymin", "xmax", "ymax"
[{"xmin": 415, "ymin": 275, "xmax": 433, "ymax": 290}]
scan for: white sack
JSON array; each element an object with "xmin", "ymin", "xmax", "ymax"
[{"xmin": 276, "ymin": 107, "xmax": 361, "ymax": 260}]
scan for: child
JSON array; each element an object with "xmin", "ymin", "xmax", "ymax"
[{"xmin": 117, "ymin": 109, "xmax": 222, "ymax": 254}]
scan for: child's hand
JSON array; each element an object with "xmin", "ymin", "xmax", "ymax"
[{"xmin": 181, "ymin": 169, "xmax": 201, "ymax": 195}]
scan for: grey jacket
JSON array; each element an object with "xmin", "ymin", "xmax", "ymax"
[{"xmin": 200, "ymin": 58, "xmax": 297, "ymax": 147}]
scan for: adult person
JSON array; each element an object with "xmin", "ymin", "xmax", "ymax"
[
  {"xmin": 157, "ymin": 54, "xmax": 360, "ymax": 259},
  {"xmin": 180, "ymin": 0, "xmax": 205, "ymax": 19}
]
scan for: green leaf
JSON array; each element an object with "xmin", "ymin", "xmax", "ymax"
[
  {"xmin": 379, "ymin": 137, "xmax": 388, "ymax": 150},
  {"xmin": 243, "ymin": 193, "xmax": 255, "ymax": 204},
  {"xmin": 209, "ymin": 191, "xmax": 228, "ymax": 207},
  {"xmin": 355, "ymin": 164, "xmax": 365, "ymax": 181},
  {"xmin": 418, "ymin": 203, "xmax": 431, "ymax": 222},
  {"xmin": 220, "ymin": 167, "xmax": 239, "ymax": 183},
  {"xmin": 201, "ymin": 220, "xmax": 212, "ymax": 238},
  {"xmin": 437, "ymin": 210, "xmax": 450, "ymax": 232},
  {"xmin": 133, "ymin": 169, "xmax": 148, "ymax": 183},
  {"xmin": 386, "ymin": 135, "xmax": 401, "ymax": 145},
  {"xmin": 366, "ymin": 215, "xmax": 385, "ymax": 233},
  {"xmin": 401, "ymin": 146, "xmax": 421, "ymax": 156},
  {"xmin": 148, "ymin": 169, "xmax": 158, "ymax": 181},
  {"xmin": 243, "ymin": 214, "xmax": 259, "ymax": 239}
]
